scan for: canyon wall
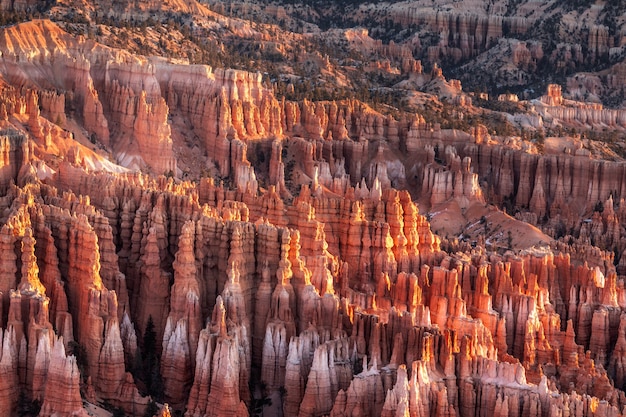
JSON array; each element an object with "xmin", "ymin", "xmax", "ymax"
[
  {"xmin": 1, "ymin": 18, "xmax": 626, "ymax": 417},
  {"xmin": 0, "ymin": 128, "xmax": 625, "ymax": 416}
]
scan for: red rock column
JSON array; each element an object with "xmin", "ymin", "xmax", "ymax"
[{"xmin": 39, "ymin": 337, "xmax": 87, "ymax": 417}]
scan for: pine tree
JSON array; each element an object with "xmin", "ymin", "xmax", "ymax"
[{"xmin": 142, "ymin": 316, "xmax": 164, "ymax": 401}]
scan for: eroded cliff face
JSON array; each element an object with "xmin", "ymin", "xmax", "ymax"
[
  {"xmin": 1, "ymin": 14, "xmax": 626, "ymax": 417},
  {"xmin": 0, "ymin": 123, "xmax": 624, "ymax": 417}
]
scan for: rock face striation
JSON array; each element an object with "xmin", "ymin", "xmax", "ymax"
[
  {"xmin": 0, "ymin": 122, "xmax": 625, "ymax": 417},
  {"xmin": 0, "ymin": 11, "xmax": 626, "ymax": 417}
]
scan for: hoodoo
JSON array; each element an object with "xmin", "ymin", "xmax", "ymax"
[{"xmin": 0, "ymin": 0, "xmax": 625, "ymax": 416}]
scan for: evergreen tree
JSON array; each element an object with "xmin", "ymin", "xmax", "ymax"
[{"xmin": 142, "ymin": 316, "xmax": 164, "ymax": 401}]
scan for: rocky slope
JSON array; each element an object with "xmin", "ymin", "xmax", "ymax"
[
  {"xmin": 197, "ymin": 0, "xmax": 626, "ymax": 106},
  {"xmin": 0, "ymin": 2, "xmax": 625, "ymax": 417}
]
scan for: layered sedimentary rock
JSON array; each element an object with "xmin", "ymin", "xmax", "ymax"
[
  {"xmin": 383, "ymin": 7, "xmax": 530, "ymax": 62},
  {"xmin": 0, "ymin": 10, "xmax": 626, "ymax": 417},
  {"xmin": 0, "ymin": 131, "xmax": 30, "ymax": 192},
  {"xmin": 536, "ymin": 84, "xmax": 626, "ymax": 128},
  {"xmin": 161, "ymin": 221, "xmax": 202, "ymax": 407},
  {"xmin": 26, "ymin": 155, "xmax": 623, "ymax": 415},
  {"xmin": 39, "ymin": 338, "xmax": 87, "ymax": 417},
  {"xmin": 1, "ymin": 103, "xmax": 626, "ymax": 417}
]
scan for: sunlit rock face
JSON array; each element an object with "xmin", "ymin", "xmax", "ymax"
[
  {"xmin": 0, "ymin": 120, "xmax": 625, "ymax": 416},
  {"xmin": 0, "ymin": 2, "xmax": 625, "ymax": 416}
]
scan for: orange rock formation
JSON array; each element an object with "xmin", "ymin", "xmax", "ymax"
[{"xmin": 0, "ymin": 12, "xmax": 624, "ymax": 417}]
